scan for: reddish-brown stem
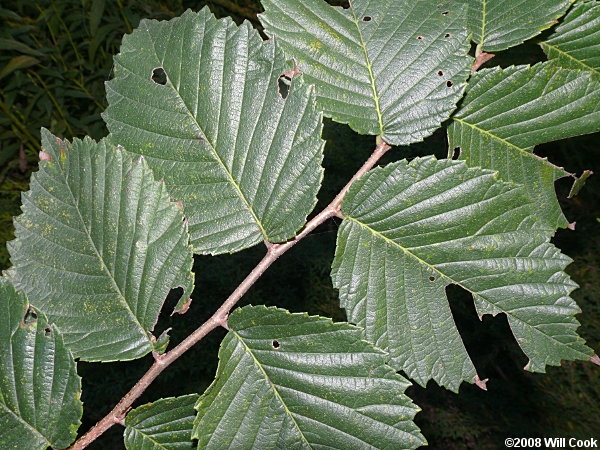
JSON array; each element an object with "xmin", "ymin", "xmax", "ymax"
[
  {"xmin": 471, "ymin": 52, "xmax": 495, "ymax": 71},
  {"xmin": 69, "ymin": 140, "xmax": 391, "ymax": 450},
  {"xmin": 472, "ymin": 44, "xmax": 495, "ymax": 71}
]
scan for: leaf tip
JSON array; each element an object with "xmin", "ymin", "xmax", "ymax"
[
  {"xmin": 474, "ymin": 374, "xmax": 488, "ymax": 391},
  {"xmin": 591, "ymin": 354, "xmax": 600, "ymax": 366},
  {"xmin": 173, "ymin": 298, "xmax": 192, "ymax": 315},
  {"xmin": 568, "ymin": 170, "xmax": 593, "ymax": 198},
  {"xmin": 39, "ymin": 150, "xmax": 52, "ymax": 162}
]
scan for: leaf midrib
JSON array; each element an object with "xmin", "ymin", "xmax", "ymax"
[
  {"xmin": 453, "ymin": 118, "xmax": 568, "ymax": 173},
  {"xmin": 345, "ymin": 216, "xmax": 587, "ymax": 355},
  {"xmin": 540, "ymin": 41, "xmax": 600, "ymax": 76},
  {"xmin": 231, "ymin": 330, "xmax": 311, "ymax": 448},
  {"xmin": 480, "ymin": 0, "xmax": 487, "ymax": 46},
  {"xmin": 55, "ymin": 154, "xmax": 150, "ymax": 355},
  {"xmin": 0, "ymin": 402, "xmax": 51, "ymax": 448},
  {"xmin": 349, "ymin": 7, "xmax": 384, "ymax": 136},
  {"xmin": 127, "ymin": 426, "xmax": 170, "ymax": 449},
  {"xmin": 143, "ymin": 24, "xmax": 269, "ymax": 242}
]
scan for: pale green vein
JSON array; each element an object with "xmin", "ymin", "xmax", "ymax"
[
  {"xmin": 346, "ymin": 217, "xmax": 587, "ymax": 354},
  {"xmin": 0, "ymin": 403, "xmax": 51, "ymax": 448},
  {"xmin": 540, "ymin": 41, "xmax": 600, "ymax": 75},
  {"xmin": 231, "ymin": 330, "xmax": 310, "ymax": 448},
  {"xmin": 453, "ymin": 117, "xmax": 566, "ymax": 172},
  {"xmin": 127, "ymin": 428, "xmax": 169, "ymax": 449},
  {"xmin": 480, "ymin": 0, "xmax": 487, "ymax": 46},
  {"xmin": 350, "ymin": 9, "xmax": 384, "ymax": 136},
  {"xmin": 144, "ymin": 26, "xmax": 269, "ymax": 241}
]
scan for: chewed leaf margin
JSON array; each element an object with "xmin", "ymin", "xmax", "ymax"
[
  {"xmin": 193, "ymin": 305, "xmax": 426, "ymax": 449},
  {"xmin": 104, "ymin": 8, "xmax": 325, "ymax": 255},
  {"xmin": 8, "ymin": 130, "xmax": 195, "ymax": 362}
]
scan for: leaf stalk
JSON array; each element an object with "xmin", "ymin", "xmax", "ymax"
[{"xmin": 68, "ymin": 139, "xmax": 391, "ymax": 450}]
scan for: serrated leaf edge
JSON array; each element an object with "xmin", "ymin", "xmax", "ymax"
[
  {"xmin": 194, "ymin": 305, "xmax": 423, "ymax": 445},
  {"xmin": 340, "ymin": 158, "xmax": 591, "ymax": 366}
]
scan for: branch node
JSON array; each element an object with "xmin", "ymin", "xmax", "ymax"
[
  {"xmin": 267, "ymin": 242, "xmax": 282, "ymax": 255},
  {"xmin": 113, "ymin": 409, "xmax": 129, "ymax": 425},
  {"xmin": 219, "ymin": 314, "xmax": 230, "ymax": 330},
  {"xmin": 68, "ymin": 139, "xmax": 391, "ymax": 450},
  {"xmin": 153, "ymin": 350, "xmax": 166, "ymax": 362}
]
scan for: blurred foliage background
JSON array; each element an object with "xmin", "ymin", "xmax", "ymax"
[{"xmin": 0, "ymin": 0, "xmax": 598, "ymax": 448}]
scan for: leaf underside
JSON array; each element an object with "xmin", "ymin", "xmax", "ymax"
[
  {"xmin": 104, "ymin": 8, "xmax": 324, "ymax": 255},
  {"xmin": 448, "ymin": 62, "xmax": 600, "ymax": 229},
  {"xmin": 0, "ymin": 277, "xmax": 82, "ymax": 450},
  {"xmin": 124, "ymin": 394, "xmax": 199, "ymax": 449},
  {"xmin": 193, "ymin": 305, "xmax": 425, "ymax": 449},
  {"xmin": 465, "ymin": 0, "xmax": 571, "ymax": 52},
  {"xmin": 332, "ymin": 157, "xmax": 592, "ymax": 391},
  {"xmin": 8, "ymin": 130, "xmax": 194, "ymax": 362},
  {"xmin": 541, "ymin": 0, "xmax": 600, "ymax": 78},
  {"xmin": 260, "ymin": 0, "xmax": 472, "ymax": 145}
]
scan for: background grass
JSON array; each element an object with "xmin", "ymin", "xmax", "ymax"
[{"xmin": 1, "ymin": 1, "xmax": 598, "ymax": 448}]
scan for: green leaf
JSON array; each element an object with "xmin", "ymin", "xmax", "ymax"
[
  {"xmin": 104, "ymin": 8, "xmax": 324, "ymax": 255},
  {"xmin": 0, "ymin": 277, "xmax": 82, "ymax": 450},
  {"xmin": 0, "ymin": 38, "xmax": 45, "ymax": 56},
  {"xmin": 259, "ymin": 0, "xmax": 472, "ymax": 145},
  {"xmin": 448, "ymin": 63, "xmax": 600, "ymax": 229},
  {"xmin": 193, "ymin": 305, "xmax": 425, "ymax": 449},
  {"xmin": 8, "ymin": 130, "xmax": 194, "ymax": 362},
  {"xmin": 541, "ymin": 1, "xmax": 600, "ymax": 78},
  {"xmin": 0, "ymin": 55, "xmax": 40, "ymax": 79},
  {"xmin": 569, "ymin": 169, "xmax": 593, "ymax": 198},
  {"xmin": 332, "ymin": 157, "xmax": 593, "ymax": 391},
  {"xmin": 124, "ymin": 394, "xmax": 199, "ymax": 449},
  {"xmin": 465, "ymin": 0, "xmax": 571, "ymax": 52},
  {"xmin": 89, "ymin": 0, "xmax": 105, "ymax": 37}
]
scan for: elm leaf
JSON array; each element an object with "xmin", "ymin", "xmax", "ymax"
[
  {"xmin": 332, "ymin": 157, "xmax": 593, "ymax": 391},
  {"xmin": 260, "ymin": 0, "xmax": 472, "ymax": 145},
  {"xmin": 541, "ymin": 0, "xmax": 600, "ymax": 78},
  {"xmin": 448, "ymin": 63, "xmax": 600, "ymax": 229},
  {"xmin": 193, "ymin": 305, "xmax": 425, "ymax": 449},
  {"xmin": 0, "ymin": 277, "xmax": 82, "ymax": 450},
  {"xmin": 124, "ymin": 394, "xmax": 199, "ymax": 449},
  {"xmin": 8, "ymin": 130, "xmax": 194, "ymax": 362},
  {"xmin": 104, "ymin": 9, "xmax": 324, "ymax": 254},
  {"xmin": 465, "ymin": 0, "xmax": 571, "ymax": 52}
]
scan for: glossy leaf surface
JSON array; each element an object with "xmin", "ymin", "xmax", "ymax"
[
  {"xmin": 260, "ymin": 0, "xmax": 471, "ymax": 145},
  {"xmin": 0, "ymin": 277, "xmax": 82, "ymax": 450},
  {"xmin": 448, "ymin": 63, "xmax": 600, "ymax": 229},
  {"xmin": 104, "ymin": 9, "xmax": 324, "ymax": 254},
  {"xmin": 8, "ymin": 130, "xmax": 194, "ymax": 361},
  {"xmin": 332, "ymin": 157, "xmax": 593, "ymax": 391},
  {"xmin": 465, "ymin": 0, "xmax": 570, "ymax": 51},
  {"xmin": 541, "ymin": 0, "xmax": 600, "ymax": 78},
  {"xmin": 193, "ymin": 305, "xmax": 425, "ymax": 449},
  {"xmin": 124, "ymin": 394, "xmax": 198, "ymax": 449}
]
